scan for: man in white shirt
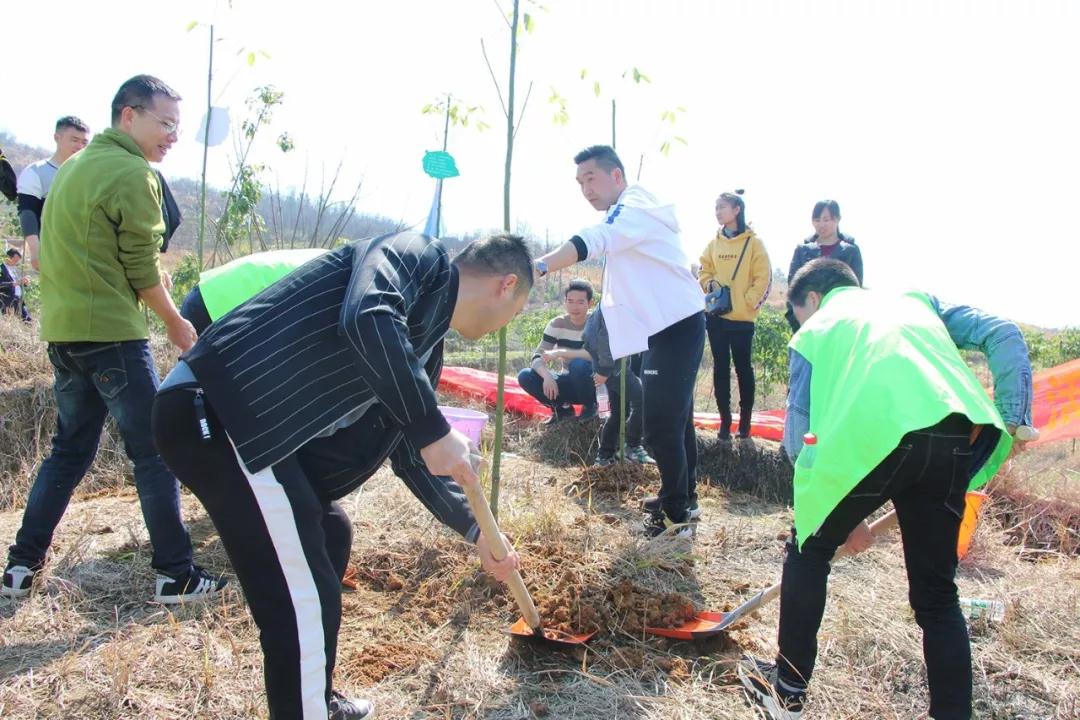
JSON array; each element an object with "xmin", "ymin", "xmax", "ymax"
[
  {"xmin": 533, "ymin": 145, "xmax": 706, "ymax": 537},
  {"xmin": 16, "ymin": 116, "xmax": 89, "ymax": 270}
]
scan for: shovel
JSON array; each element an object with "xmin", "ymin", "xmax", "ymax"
[
  {"xmin": 460, "ymin": 471, "xmax": 596, "ymax": 646},
  {"xmin": 645, "ymin": 510, "xmax": 900, "ymax": 640}
]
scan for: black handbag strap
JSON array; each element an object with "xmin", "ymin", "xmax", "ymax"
[{"xmin": 729, "ymin": 237, "xmax": 751, "ymax": 282}]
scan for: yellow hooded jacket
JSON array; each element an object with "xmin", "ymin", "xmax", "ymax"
[{"xmin": 699, "ymin": 228, "xmax": 772, "ymax": 323}]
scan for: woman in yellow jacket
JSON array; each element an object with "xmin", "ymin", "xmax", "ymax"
[{"xmin": 699, "ymin": 190, "xmax": 772, "ymax": 440}]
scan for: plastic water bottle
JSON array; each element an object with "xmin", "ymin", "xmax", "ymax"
[
  {"xmin": 799, "ymin": 432, "xmax": 817, "ymax": 469},
  {"xmin": 958, "ymin": 597, "xmax": 1006, "ymax": 622},
  {"xmin": 596, "ymin": 383, "xmax": 611, "ymax": 419}
]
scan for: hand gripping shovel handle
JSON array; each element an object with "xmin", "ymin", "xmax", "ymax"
[
  {"xmin": 735, "ymin": 509, "xmax": 901, "ymax": 622},
  {"xmin": 460, "ymin": 478, "xmax": 543, "ymax": 631}
]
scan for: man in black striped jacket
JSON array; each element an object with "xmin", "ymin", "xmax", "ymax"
[{"xmin": 152, "ymin": 232, "xmax": 532, "ymax": 720}]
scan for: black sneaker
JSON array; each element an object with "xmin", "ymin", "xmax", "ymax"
[
  {"xmin": 1, "ymin": 564, "xmax": 36, "ymax": 598},
  {"xmin": 329, "ymin": 689, "xmax": 375, "ymax": 719},
  {"xmin": 578, "ymin": 405, "xmax": 598, "ymax": 420},
  {"xmin": 642, "ymin": 496, "xmax": 701, "ymax": 520},
  {"xmin": 738, "ymin": 656, "xmax": 805, "ymax": 720},
  {"xmin": 154, "ymin": 565, "xmax": 227, "ymax": 604},
  {"xmin": 643, "ymin": 511, "xmax": 693, "ymax": 538},
  {"xmin": 594, "ymin": 454, "xmax": 617, "ymax": 467}
]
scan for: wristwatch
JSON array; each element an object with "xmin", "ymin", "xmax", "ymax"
[{"xmin": 535, "ymin": 260, "xmax": 548, "ymax": 277}]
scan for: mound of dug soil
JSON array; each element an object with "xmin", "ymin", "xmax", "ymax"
[
  {"xmin": 572, "ymin": 462, "xmax": 659, "ymax": 495},
  {"xmin": 520, "ymin": 538, "xmax": 702, "ymax": 637},
  {"xmin": 523, "ymin": 417, "xmax": 604, "ymax": 467},
  {"xmin": 697, "ymin": 437, "xmax": 793, "ymax": 503},
  {"xmin": 609, "ymin": 578, "xmax": 698, "ymax": 634}
]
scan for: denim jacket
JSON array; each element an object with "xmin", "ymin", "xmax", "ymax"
[{"xmin": 783, "ymin": 294, "xmax": 1034, "ymax": 461}]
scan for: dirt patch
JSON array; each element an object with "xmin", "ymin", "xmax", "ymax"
[
  {"xmin": 351, "ymin": 535, "xmax": 493, "ymax": 626},
  {"xmin": 337, "ymin": 639, "xmax": 439, "ymax": 685}
]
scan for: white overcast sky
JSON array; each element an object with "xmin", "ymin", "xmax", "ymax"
[{"xmin": 4, "ymin": 0, "xmax": 1078, "ymax": 327}]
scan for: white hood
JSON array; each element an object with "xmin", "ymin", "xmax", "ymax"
[{"xmin": 577, "ymin": 185, "xmax": 704, "ymax": 359}]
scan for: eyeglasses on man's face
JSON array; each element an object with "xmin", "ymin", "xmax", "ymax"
[{"xmin": 134, "ymin": 106, "xmax": 180, "ymax": 135}]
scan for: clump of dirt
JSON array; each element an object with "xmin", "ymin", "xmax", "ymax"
[
  {"xmin": 532, "ymin": 567, "xmax": 608, "ymax": 635},
  {"xmin": 337, "ymin": 640, "xmax": 439, "ymax": 685},
  {"xmin": 514, "ymin": 530, "xmax": 703, "ymax": 637},
  {"xmin": 609, "ymin": 578, "xmax": 698, "ymax": 634}
]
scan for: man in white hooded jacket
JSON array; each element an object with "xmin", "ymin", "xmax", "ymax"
[{"xmin": 534, "ymin": 145, "xmax": 706, "ymax": 536}]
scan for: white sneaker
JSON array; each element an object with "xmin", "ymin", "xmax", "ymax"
[{"xmin": 1, "ymin": 565, "xmax": 35, "ymax": 598}]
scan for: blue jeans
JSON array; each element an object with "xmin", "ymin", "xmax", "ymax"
[
  {"xmin": 7, "ymin": 340, "xmax": 193, "ymax": 577},
  {"xmin": 517, "ymin": 358, "xmax": 597, "ymax": 410}
]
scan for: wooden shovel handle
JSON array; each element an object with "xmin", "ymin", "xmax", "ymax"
[
  {"xmin": 461, "ymin": 479, "xmax": 543, "ymax": 631},
  {"xmin": 753, "ymin": 509, "xmax": 901, "ymax": 612}
]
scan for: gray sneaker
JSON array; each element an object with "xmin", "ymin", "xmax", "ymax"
[
  {"xmin": 329, "ymin": 690, "xmax": 375, "ymax": 719},
  {"xmin": 1, "ymin": 565, "xmax": 35, "ymax": 598},
  {"xmin": 594, "ymin": 455, "xmax": 618, "ymax": 467},
  {"xmin": 626, "ymin": 445, "xmax": 655, "ymax": 464}
]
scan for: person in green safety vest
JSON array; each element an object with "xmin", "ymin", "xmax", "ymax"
[
  {"xmin": 739, "ymin": 258, "xmax": 1034, "ymax": 720},
  {"xmin": 179, "ymin": 247, "xmax": 327, "ymax": 333}
]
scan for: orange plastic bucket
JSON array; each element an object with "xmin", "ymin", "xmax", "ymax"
[{"xmin": 957, "ymin": 491, "xmax": 989, "ymax": 560}]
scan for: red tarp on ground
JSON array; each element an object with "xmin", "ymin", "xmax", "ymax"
[
  {"xmin": 440, "ymin": 359, "xmax": 1080, "ymax": 446},
  {"xmin": 438, "ymin": 366, "xmax": 785, "ymax": 441}
]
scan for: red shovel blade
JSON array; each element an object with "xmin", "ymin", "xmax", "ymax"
[
  {"xmin": 509, "ymin": 616, "xmax": 597, "ymax": 645},
  {"xmin": 644, "ymin": 611, "xmax": 736, "ymax": 641}
]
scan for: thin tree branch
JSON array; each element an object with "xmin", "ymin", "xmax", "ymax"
[
  {"xmin": 512, "ymin": 80, "xmax": 534, "ymax": 142},
  {"xmin": 480, "ymin": 38, "xmax": 509, "ymax": 118},
  {"xmin": 491, "ymin": 0, "xmax": 513, "ymax": 30}
]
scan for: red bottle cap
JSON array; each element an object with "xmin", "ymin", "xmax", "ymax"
[{"xmin": 803, "ymin": 432, "xmax": 818, "ymax": 445}]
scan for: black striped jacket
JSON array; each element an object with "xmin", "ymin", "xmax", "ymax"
[{"xmin": 185, "ymin": 232, "xmax": 457, "ymax": 474}]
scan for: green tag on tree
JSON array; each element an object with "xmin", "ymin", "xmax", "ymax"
[{"xmin": 422, "ymin": 150, "xmax": 460, "ymax": 179}]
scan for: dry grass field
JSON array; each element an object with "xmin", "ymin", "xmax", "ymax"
[{"xmin": 1, "ymin": 316, "xmax": 1077, "ymax": 719}]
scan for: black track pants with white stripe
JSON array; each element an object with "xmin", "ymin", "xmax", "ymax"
[{"xmin": 153, "ymin": 387, "xmax": 343, "ymax": 720}]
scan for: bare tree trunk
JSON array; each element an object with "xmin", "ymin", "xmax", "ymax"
[{"xmin": 490, "ymin": 0, "xmax": 521, "ymax": 519}]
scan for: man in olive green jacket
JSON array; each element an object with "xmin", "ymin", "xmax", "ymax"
[{"xmin": 2, "ymin": 75, "xmax": 226, "ymax": 604}]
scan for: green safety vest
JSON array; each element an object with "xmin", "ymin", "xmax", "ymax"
[
  {"xmin": 198, "ymin": 248, "xmax": 326, "ymax": 320},
  {"xmin": 789, "ymin": 286, "xmax": 1012, "ymax": 547}
]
